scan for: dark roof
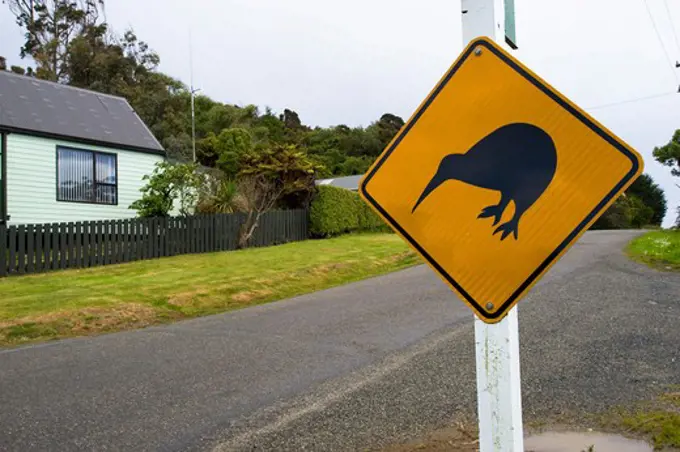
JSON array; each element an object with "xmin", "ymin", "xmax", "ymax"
[
  {"xmin": 316, "ymin": 174, "xmax": 363, "ymax": 191},
  {"xmin": 0, "ymin": 71, "xmax": 164, "ymax": 154}
]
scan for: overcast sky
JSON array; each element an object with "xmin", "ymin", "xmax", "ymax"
[{"xmin": 1, "ymin": 0, "xmax": 679, "ymax": 225}]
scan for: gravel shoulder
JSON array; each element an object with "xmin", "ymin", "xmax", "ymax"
[{"xmin": 212, "ymin": 231, "xmax": 680, "ymax": 451}]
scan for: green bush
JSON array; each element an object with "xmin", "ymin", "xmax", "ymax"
[
  {"xmin": 591, "ymin": 194, "xmax": 655, "ymax": 230},
  {"xmin": 310, "ymin": 185, "xmax": 388, "ymax": 236},
  {"xmin": 356, "ymin": 196, "xmax": 388, "ymax": 231}
]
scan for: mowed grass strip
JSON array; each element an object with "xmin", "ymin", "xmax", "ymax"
[
  {"xmin": 627, "ymin": 229, "xmax": 680, "ymax": 271},
  {"xmin": 0, "ymin": 233, "xmax": 419, "ymax": 347}
]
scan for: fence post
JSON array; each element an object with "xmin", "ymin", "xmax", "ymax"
[
  {"xmin": 130, "ymin": 219, "xmax": 137, "ymax": 262},
  {"xmin": 8, "ymin": 225, "xmax": 16, "ymax": 274},
  {"xmin": 187, "ymin": 216, "xmax": 193, "ymax": 254},
  {"xmin": 217, "ymin": 214, "xmax": 224, "ymax": 251},
  {"xmin": 120, "ymin": 219, "xmax": 125, "ymax": 263},
  {"xmin": 208, "ymin": 215, "xmax": 214, "ymax": 252},
  {"xmin": 139, "ymin": 218, "xmax": 145, "ymax": 261},
  {"xmin": 148, "ymin": 218, "xmax": 154, "ymax": 259},
  {"xmin": 162, "ymin": 217, "xmax": 169, "ymax": 257},
  {"xmin": 198, "ymin": 215, "xmax": 204, "ymax": 253},
  {"xmin": 118, "ymin": 219, "xmax": 124, "ymax": 263},
  {"xmin": 95, "ymin": 221, "xmax": 102, "ymax": 267},
  {"xmin": 206, "ymin": 215, "xmax": 211, "ymax": 252},
  {"xmin": 123, "ymin": 220, "xmax": 128, "ymax": 263},
  {"xmin": 182, "ymin": 217, "xmax": 188, "ymax": 255},
  {"xmin": 304, "ymin": 209, "xmax": 309, "ymax": 239},
  {"xmin": 73, "ymin": 222, "xmax": 81, "ymax": 269},
  {"xmin": 147, "ymin": 218, "xmax": 154, "ymax": 258},
  {"xmin": 102, "ymin": 221, "xmax": 110, "ymax": 266},
  {"xmin": 16, "ymin": 225, "xmax": 25, "ymax": 274},
  {"xmin": 59, "ymin": 222, "xmax": 67, "ymax": 270},
  {"xmin": 26, "ymin": 224, "xmax": 35, "ymax": 273},
  {"xmin": 67, "ymin": 222, "xmax": 75, "ymax": 269},
  {"xmin": 44, "ymin": 223, "xmax": 52, "ymax": 270},
  {"xmin": 166, "ymin": 217, "xmax": 173, "ymax": 256},
  {"xmin": 151, "ymin": 217, "xmax": 158, "ymax": 259},
  {"xmin": 0, "ymin": 223, "xmax": 6, "ymax": 277},
  {"xmin": 195, "ymin": 215, "xmax": 200, "ymax": 253},
  {"xmin": 35, "ymin": 224, "xmax": 44, "ymax": 273},
  {"xmin": 85, "ymin": 221, "xmax": 92, "ymax": 268},
  {"xmin": 112, "ymin": 220, "xmax": 120, "ymax": 265}
]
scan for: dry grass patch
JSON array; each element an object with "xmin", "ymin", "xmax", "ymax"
[
  {"xmin": 168, "ymin": 290, "xmax": 211, "ymax": 307},
  {"xmin": 0, "ymin": 303, "xmax": 167, "ymax": 346},
  {"xmin": 0, "ymin": 233, "xmax": 419, "ymax": 346},
  {"xmin": 231, "ymin": 289, "xmax": 274, "ymax": 303},
  {"xmin": 379, "ymin": 421, "xmax": 479, "ymax": 452}
]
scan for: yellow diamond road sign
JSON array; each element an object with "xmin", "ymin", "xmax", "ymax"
[{"xmin": 359, "ymin": 37, "xmax": 644, "ymax": 323}]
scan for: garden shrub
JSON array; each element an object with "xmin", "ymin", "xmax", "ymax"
[{"xmin": 310, "ymin": 185, "xmax": 387, "ymax": 236}]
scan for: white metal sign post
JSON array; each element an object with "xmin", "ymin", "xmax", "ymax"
[{"xmin": 461, "ymin": 0, "xmax": 525, "ymax": 450}]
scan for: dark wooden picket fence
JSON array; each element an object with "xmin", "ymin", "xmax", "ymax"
[{"xmin": 0, "ymin": 210, "xmax": 308, "ymax": 277}]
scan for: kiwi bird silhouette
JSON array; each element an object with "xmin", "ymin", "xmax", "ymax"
[{"xmin": 411, "ymin": 122, "xmax": 557, "ymax": 240}]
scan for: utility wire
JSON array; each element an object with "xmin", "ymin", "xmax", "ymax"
[
  {"xmin": 584, "ymin": 1, "xmax": 680, "ymax": 112},
  {"xmin": 663, "ymin": 0, "xmax": 680, "ymax": 60},
  {"xmin": 586, "ymin": 91, "xmax": 678, "ymax": 110},
  {"xmin": 644, "ymin": 0, "xmax": 680, "ymax": 83}
]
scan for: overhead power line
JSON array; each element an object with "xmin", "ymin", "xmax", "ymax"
[
  {"xmin": 644, "ymin": 0, "xmax": 680, "ymax": 83},
  {"xmin": 586, "ymin": 90, "xmax": 678, "ymax": 111},
  {"xmin": 583, "ymin": 0, "xmax": 680, "ymax": 112},
  {"xmin": 663, "ymin": 0, "xmax": 680, "ymax": 59}
]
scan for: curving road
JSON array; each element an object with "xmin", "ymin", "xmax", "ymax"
[{"xmin": 0, "ymin": 230, "xmax": 679, "ymax": 451}]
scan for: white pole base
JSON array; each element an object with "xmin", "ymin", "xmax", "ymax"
[{"xmin": 474, "ymin": 306, "xmax": 524, "ymax": 451}]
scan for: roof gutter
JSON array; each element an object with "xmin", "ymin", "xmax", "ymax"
[{"xmin": 0, "ymin": 125, "xmax": 166, "ymax": 157}]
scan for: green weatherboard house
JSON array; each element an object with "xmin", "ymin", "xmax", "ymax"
[{"xmin": 0, "ymin": 70, "xmax": 166, "ymax": 226}]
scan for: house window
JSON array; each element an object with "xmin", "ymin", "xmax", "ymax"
[{"xmin": 57, "ymin": 147, "xmax": 118, "ymax": 205}]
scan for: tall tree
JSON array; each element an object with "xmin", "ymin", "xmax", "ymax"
[
  {"xmin": 653, "ymin": 129, "xmax": 680, "ymax": 225},
  {"xmin": 654, "ymin": 130, "xmax": 680, "ymax": 177},
  {"xmin": 626, "ymin": 173, "xmax": 667, "ymax": 225},
  {"xmin": 5, "ymin": 0, "xmax": 105, "ymax": 81},
  {"xmin": 281, "ymin": 108, "xmax": 303, "ymax": 130},
  {"xmin": 197, "ymin": 128, "xmax": 253, "ymax": 177},
  {"xmin": 239, "ymin": 144, "xmax": 324, "ymax": 209},
  {"xmin": 368, "ymin": 113, "xmax": 405, "ymax": 149},
  {"xmin": 591, "ymin": 193, "xmax": 653, "ymax": 230}
]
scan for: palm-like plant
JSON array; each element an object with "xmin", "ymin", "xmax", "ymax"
[{"xmin": 197, "ymin": 178, "xmax": 245, "ymax": 214}]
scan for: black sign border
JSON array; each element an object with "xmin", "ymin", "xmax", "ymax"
[{"xmin": 359, "ymin": 38, "xmax": 641, "ymax": 321}]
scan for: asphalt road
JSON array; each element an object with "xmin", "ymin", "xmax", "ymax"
[{"xmin": 1, "ymin": 230, "xmax": 678, "ymax": 451}]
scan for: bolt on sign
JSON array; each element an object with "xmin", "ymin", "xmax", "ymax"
[{"xmin": 359, "ymin": 37, "xmax": 644, "ymax": 323}]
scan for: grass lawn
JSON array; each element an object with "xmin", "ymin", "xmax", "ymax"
[
  {"xmin": 0, "ymin": 233, "xmax": 419, "ymax": 347},
  {"xmin": 627, "ymin": 229, "xmax": 680, "ymax": 271}
]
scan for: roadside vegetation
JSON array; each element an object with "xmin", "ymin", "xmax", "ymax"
[
  {"xmin": 380, "ymin": 389, "xmax": 680, "ymax": 451},
  {"xmin": 601, "ymin": 389, "xmax": 680, "ymax": 450},
  {"xmin": 310, "ymin": 185, "xmax": 389, "ymax": 237},
  {"xmin": 591, "ymin": 174, "xmax": 667, "ymax": 230},
  {"xmin": 0, "ymin": 233, "xmax": 418, "ymax": 347},
  {"xmin": 627, "ymin": 230, "xmax": 680, "ymax": 271}
]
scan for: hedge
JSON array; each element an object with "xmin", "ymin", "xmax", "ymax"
[{"xmin": 309, "ymin": 185, "xmax": 389, "ymax": 237}]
